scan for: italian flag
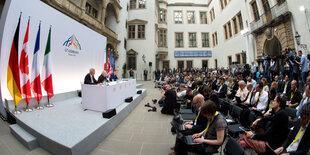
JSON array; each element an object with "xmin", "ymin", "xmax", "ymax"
[{"xmin": 41, "ymin": 27, "xmax": 54, "ymax": 99}]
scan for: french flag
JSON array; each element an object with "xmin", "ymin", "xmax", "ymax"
[{"xmin": 30, "ymin": 23, "xmax": 42, "ymax": 102}]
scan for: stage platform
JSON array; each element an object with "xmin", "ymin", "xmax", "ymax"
[{"xmin": 7, "ymin": 85, "xmax": 146, "ymax": 155}]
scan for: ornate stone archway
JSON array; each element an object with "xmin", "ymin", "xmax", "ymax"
[
  {"xmin": 102, "ymin": 0, "xmax": 121, "ymax": 23},
  {"xmin": 255, "ymin": 20, "xmax": 294, "ymax": 57}
]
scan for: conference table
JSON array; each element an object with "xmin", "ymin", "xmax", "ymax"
[{"xmin": 81, "ymin": 79, "xmax": 137, "ymax": 112}]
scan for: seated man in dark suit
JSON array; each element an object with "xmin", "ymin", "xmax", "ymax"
[
  {"xmin": 214, "ymin": 77, "xmax": 227, "ymax": 98},
  {"xmin": 282, "ymin": 75, "xmax": 291, "ymax": 98},
  {"xmin": 287, "ymin": 80, "xmax": 302, "ymax": 108},
  {"xmin": 275, "ymin": 102, "xmax": 310, "ymax": 155},
  {"xmin": 97, "ymin": 71, "xmax": 109, "ymax": 83},
  {"xmin": 183, "ymin": 94, "xmax": 208, "ymax": 133},
  {"xmin": 84, "ymin": 68, "xmax": 97, "ymax": 85},
  {"xmin": 109, "ymin": 69, "xmax": 119, "ymax": 81}
]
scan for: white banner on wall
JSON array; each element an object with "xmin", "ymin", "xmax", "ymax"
[{"xmin": 0, "ymin": 0, "xmax": 106, "ymax": 117}]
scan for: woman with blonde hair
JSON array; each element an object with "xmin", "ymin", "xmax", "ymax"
[{"xmin": 261, "ymin": 78, "xmax": 269, "ymax": 92}]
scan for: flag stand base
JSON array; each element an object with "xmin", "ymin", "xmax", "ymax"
[
  {"xmin": 36, "ymin": 106, "xmax": 44, "ymax": 110},
  {"xmin": 45, "ymin": 103, "xmax": 54, "ymax": 107},
  {"xmin": 12, "ymin": 109, "xmax": 22, "ymax": 115},
  {"xmin": 25, "ymin": 108, "xmax": 33, "ymax": 112}
]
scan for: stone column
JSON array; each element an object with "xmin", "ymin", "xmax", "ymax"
[
  {"xmin": 80, "ymin": 0, "xmax": 87, "ymax": 17},
  {"xmin": 101, "ymin": 0, "xmax": 107, "ymax": 27}
]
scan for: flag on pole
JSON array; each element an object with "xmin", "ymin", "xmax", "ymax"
[
  {"xmin": 41, "ymin": 27, "xmax": 54, "ymax": 99},
  {"xmin": 31, "ymin": 23, "xmax": 42, "ymax": 102},
  {"xmin": 7, "ymin": 15, "xmax": 22, "ymax": 106},
  {"xmin": 113, "ymin": 52, "xmax": 115, "ymax": 72},
  {"xmin": 20, "ymin": 18, "xmax": 32, "ymax": 104}
]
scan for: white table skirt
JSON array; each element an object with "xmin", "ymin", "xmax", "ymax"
[{"xmin": 81, "ymin": 79, "xmax": 137, "ymax": 112}]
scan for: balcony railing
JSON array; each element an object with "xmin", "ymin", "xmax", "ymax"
[
  {"xmin": 250, "ymin": 1, "xmax": 289, "ymax": 32},
  {"xmin": 103, "ymin": 26, "xmax": 118, "ymax": 40}
]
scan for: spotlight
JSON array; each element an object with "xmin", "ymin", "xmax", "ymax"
[{"xmin": 300, "ymin": 5, "xmax": 305, "ymax": 12}]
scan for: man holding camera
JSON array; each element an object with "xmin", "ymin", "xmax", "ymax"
[
  {"xmin": 296, "ymin": 50, "xmax": 308, "ymax": 86},
  {"xmin": 161, "ymin": 84, "xmax": 177, "ymax": 115}
]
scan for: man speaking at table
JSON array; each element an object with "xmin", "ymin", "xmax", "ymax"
[
  {"xmin": 84, "ymin": 68, "xmax": 98, "ymax": 84},
  {"xmin": 109, "ymin": 69, "xmax": 119, "ymax": 81}
]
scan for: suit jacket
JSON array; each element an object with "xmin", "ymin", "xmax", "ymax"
[
  {"xmin": 191, "ymin": 109, "xmax": 208, "ymax": 133},
  {"xmin": 144, "ymin": 70, "xmax": 148, "ymax": 75},
  {"xmin": 218, "ymin": 84, "xmax": 227, "ymax": 98},
  {"xmin": 84, "ymin": 73, "xmax": 97, "ymax": 84},
  {"xmin": 282, "ymin": 81, "xmax": 291, "ymax": 97},
  {"xmin": 97, "ymin": 75, "xmax": 108, "ymax": 83},
  {"xmin": 129, "ymin": 70, "xmax": 134, "ymax": 77},
  {"xmin": 109, "ymin": 73, "xmax": 118, "ymax": 81},
  {"xmin": 289, "ymin": 89, "xmax": 302, "ymax": 108},
  {"xmin": 211, "ymin": 79, "xmax": 218, "ymax": 91},
  {"xmin": 282, "ymin": 120, "xmax": 310, "ymax": 155},
  {"xmin": 277, "ymin": 80, "xmax": 284, "ymax": 93}
]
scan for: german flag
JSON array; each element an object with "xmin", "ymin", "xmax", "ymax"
[{"xmin": 7, "ymin": 15, "xmax": 22, "ymax": 106}]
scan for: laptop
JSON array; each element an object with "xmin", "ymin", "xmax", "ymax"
[
  {"xmin": 184, "ymin": 135, "xmax": 200, "ymax": 145},
  {"xmin": 171, "ymin": 120, "xmax": 186, "ymax": 131},
  {"xmin": 265, "ymin": 144, "xmax": 277, "ymax": 155}
]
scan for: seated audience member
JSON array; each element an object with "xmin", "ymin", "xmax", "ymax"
[
  {"xmin": 171, "ymin": 100, "xmax": 227, "ymax": 155},
  {"xmin": 244, "ymin": 83, "xmax": 254, "ymax": 106},
  {"xmin": 270, "ymin": 81, "xmax": 278, "ymax": 93},
  {"xmin": 196, "ymin": 80, "xmax": 205, "ymax": 95},
  {"xmin": 227, "ymin": 78, "xmax": 239, "ymax": 99},
  {"xmin": 238, "ymin": 94, "xmax": 289, "ymax": 154},
  {"xmin": 177, "ymin": 84, "xmax": 187, "ymax": 99},
  {"xmin": 184, "ymin": 88, "xmax": 194, "ymax": 109},
  {"xmin": 261, "ymin": 78, "xmax": 269, "ymax": 92},
  {"xmin": 274, "ymin": 102, "xmax": 310, "ymax": 155},
  {"xmin": 251, "ymin": 82, "xmax": 268, "ymax": 113},
  {"xmin": 109, "ymin": 69, "xmax": 119, "ymax": 81},
  {"xmin": 296, "ymin": 82, "xmax": 310, "ymax": 118},
  {"xmin": 214, "ymin": 77, "xmax": 227, "ymax": 98},
  {"xmin": 97, "ymin": 71, "xmax": 109, "ymax": 83},
  {"xmin": 183, "ymin": 94, "xmax": 208, "ymax": 133},
  {"xmin": 264, "ymin": 88, "xmax": 277, "ymax": 116},
  {"xmin": 161, "ymin": 84, "xmax": 177, "ymax": 115},
  {"xmin": 233, "ymin": 80, "xmax": 249, "ymax": 104},
  {"xmin": 226, "ymin": 77, "xmax": 234, "ymax": 89},
  {"xmin": 203, "ymin": 87, "xmax": 212, "ymax": 101},
  {"xmin": 247, "ymin": 76, "xmax": 257, "ymax": 89},
  {"xmin": 282, "ymin": 75, "xmax": 291, "ymax": 97},
  {"xmin": 274, "ymin": 75, "xmax": 283, "ymax": 93},
  {"xmin": 287, "ymin": 80, "xmax": 302, "ymax": 108},
  {"xmin": 84, "ymin": 68, "xmax": 97, "ymax": 84}
]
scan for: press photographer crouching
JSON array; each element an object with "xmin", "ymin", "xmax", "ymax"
[{"xmin": 160, "ymin": 84, "xmax": 177, "ymax": 115}]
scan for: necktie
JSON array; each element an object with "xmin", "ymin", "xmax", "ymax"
[
  {"xmin": 284, "ymin": 83, "xmax": 288, "ymax": 93},
  {"xmin": 91, "ymin": 75, "xmax": 94, "ymax": 83}
]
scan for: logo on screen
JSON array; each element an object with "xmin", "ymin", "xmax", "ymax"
[{"xmin": 63, "ymin": 35, "xmax": 81, "ymax": 50}]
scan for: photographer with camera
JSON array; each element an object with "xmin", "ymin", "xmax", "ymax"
[{"xmin": 161, "ymin": 84, "xmax": 177, "ymax": 115}]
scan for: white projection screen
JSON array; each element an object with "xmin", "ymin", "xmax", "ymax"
[{"xmin": 0, "ymin": 0, "xmax": 106, "ymax": 117}]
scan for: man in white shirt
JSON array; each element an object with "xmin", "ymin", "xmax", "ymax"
[
  {"xmin": 251, "ymin": 82, "xmax": 268, "ymax": 112},
  {"xmin": 177, "ymin": 84, "xmax": 187, "ymax": 99},
  {"xmin": 247, "ymin": 76, "xmax": 257, "ymax": 89},
  {"xmin": 244, "ymin": 83, "xmax": 254, "ymax": 106},
  {"xmin": 233, "ymin": 80, "xmax": 248, "ymax": 104}
]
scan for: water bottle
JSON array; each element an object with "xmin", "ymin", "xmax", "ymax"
[{"xmin": 104, "ymin": 80, "xmax": 107, "ymax": 86}]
